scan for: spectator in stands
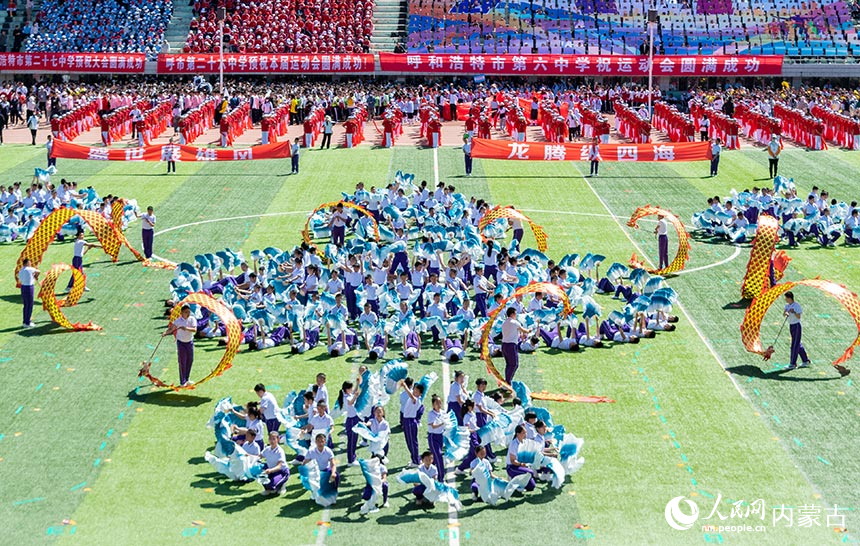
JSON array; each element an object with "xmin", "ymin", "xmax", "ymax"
[{"xmin": 24, "ymin": 0, "xmax": 172, "ymax": 54}]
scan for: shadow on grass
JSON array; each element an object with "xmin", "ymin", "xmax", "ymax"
[
  {"xmin": 128, "ymin": 387, "xmax": 213, "ymax": 407},
  {"xmin": 726, "ymin": 364, "xmax": 843, "ymax": 382},
  {"xmin": 723, "ymin": 299, "xmax": 751, "ymax": 310}
]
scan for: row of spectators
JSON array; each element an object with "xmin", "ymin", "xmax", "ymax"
[
  {"xmin": 15, "ymin": 0, "xmax": 172, "ymax": 54},
  {"xmin": 184, "ymin": 0, "xmax": 373, "ymax": 54}
]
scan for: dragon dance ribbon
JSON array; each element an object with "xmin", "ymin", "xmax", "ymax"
[
  {"xmin": 37, "ymin": 262, "xmax": 102, "ymax": 331},
  {"xmin": 301, "ymin": 200, "xmax": 381, "ymax": 248},
  {"xmin": 110, "ymin": 199, "xmax": 176, "ymax": 270},
  {"xmin": 14, "ymin": 207, "xmax": 123, "ymax": 286},
  {"xmin": 478, "ymin": 281, "xmax": 614, "ymax": 403},
  {"xmin": 138, "ymin": 292, "xmax": 242, "ymax": 391},
  {"xmin": 478, "ymin": 206, "xmax": 548, "ymax": 252},
  {"xmin": 740, "ymin": 215, "xmax": 791, "ymax": 300},
  {"xmin": 627, "ymin": 205, "xmax": 690, "ymax": 275},
  {"xmin": 741, "ymin": 279, "xmax": 860, "ymax": 367}
]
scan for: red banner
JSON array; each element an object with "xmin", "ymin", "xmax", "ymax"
[
  {"xmin": 379, "ymin": 53, "xmax": 782, "ymax": 76},
  {"xmin": 156, "ymin": 53, "xmax": 375, "ymax": 74},
  {"xmin": 0, "ymin": 53, "xmax": 145, "ymax": 73},
  {"xmin": 51, "ymin": 139, "xmax": 291, "ymax": 161},
  {"xmin": 470, "ymin": 138, "xmax": 712, "ymax": 162}
]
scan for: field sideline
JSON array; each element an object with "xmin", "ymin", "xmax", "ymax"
[{"xmin": 0, "ymin": 142, "xmax": 859, "ymax": 545}]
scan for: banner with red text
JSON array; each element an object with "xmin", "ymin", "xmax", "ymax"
[
  {"xmin": 470, "ymin": 138, "xmax": 712, "ymax": 162},
  {"xmin": 379, "ymin": 53, "xmax": 782, "ymax": 76},
  {"xmin": 157, "ymin": 53, "xmax": 375, "ymax": 74},
  {"xmin": 0, "ymin": 53, "xmax": 146, "ymax": 73},
  {"xmin": 51, "ymin": 139, "xmax": 291, "ymax": 161}
]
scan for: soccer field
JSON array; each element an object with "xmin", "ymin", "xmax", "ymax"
[{"xmin": 1, "ymin": 142, "xmax": 859, "ymax": 546}]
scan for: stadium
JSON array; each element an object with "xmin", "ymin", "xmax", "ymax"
[{"xmin": 2, "ymin": 0, "xmax": 860, "ymax": 545}]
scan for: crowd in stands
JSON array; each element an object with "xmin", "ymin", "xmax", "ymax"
[
  {"xmin": 406, "ymin": 0, "xmax": 859, "ymax": 55},
  {"xmin": 23, "ymin": 0, "xmax": 173, "ymax": 54},
  {"xmin": 184, "ymin": 0, "xmax": 373, "ymax": 53}
]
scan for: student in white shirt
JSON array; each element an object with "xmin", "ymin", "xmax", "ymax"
[
  {"xmin": 426, "ymin": 395, "xmax": 447, "ymax": 478},
  {"xmin": 67, "ymin": 230, "xmax": 101, "ymax": 291},
  {"xmin": 783, "ymin": 291, "xmax": 810, "ymax": 371},
  {"xmin": 506, "ymin": 425, "xmax": 537, "ymax": 491},
  {"xmin": 17, "ymin": 258, "xmax": 39, "ymax": 328},
  {"xmin": 501, "ymin": 307, "xmax": 528, "ymax": 384},
  {"xmin": 164, "ymin": 304, "xmax": 197, "ymax": 387},
  {"xmin": 231, "ymin": 405, "xmax": 265, "ymax": 451},
  {"xmin": 654, "ymin": 214, "xmax": 669, "ymax": 270},
  {"xmin": 446, "ymin": 370, "xmax": 469, "ymax": 426},
  {"xmin": 261, "ymin": 431, "xmax": 289, "ymax": 494},
  {"xmin": 313, "ymin": 373, "xmax": 329, "ymax": 408},
  {"xmin": 303, "ymin": 433, "xmax": 339, "ymax": 488},
  {"xmin": 305, "ymin": 401, "xmax": 335, "ymax": 448},
  {"xmin": 413, "ymin": 450, "xmax": 438, "ymax": 505},
  {"xmin": 136, "ymin": 206, "xmax": 156, "ymax": 259},
  {"xmin": 255, "ymin": 383, "xmax": 280, "ymax": 434}
]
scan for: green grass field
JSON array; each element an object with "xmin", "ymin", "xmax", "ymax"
[{"xmin": 1, "ymin": 142, "xmax": 859, "ymax": 545}]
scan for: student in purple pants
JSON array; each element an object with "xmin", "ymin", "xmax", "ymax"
[
  {"xmin": 473, "ymin": 379, "xmax": 497, "ymax": 461},
  {"xmin": 655, "ymin": 214, "xmax": 669, "ymax": 270},
  {"xmin": 255, "ymin": 383, "xmax": 281, "ymax": 434},
  {"xmin": 506, "ymin": 425, "xmax": 537, "ymax": 491},
  {"xmin": 501, "ymin": 307, "xmax": 528, "ymax": 384},
  {"xmin": 66, "ymin": 229, "xmax": 100, "ymax": 291},
  {"xmin": 783, "ymin": 291, "xmax": 811, "ymax": 370},
  {"xmin": 137, "ymin": 206, "xmax": 156, "ymax": 259},
  {"xmin": 338, "ymin": 379, "xmax": 363, "ymax": 466},
  {"xmin": 17, "ymin": 258, "xmax": 39, "ymax": 328},
  {"xmin": 426, "ymin": 395, "xmax": 447, "ymax": 479},
  {"xmin": 455, "ymin": 400, "xmax": 480, "ymax": 475},
  {"xmin": 164, "ymin": 304, "xmax": 197, "ymax": 387},
  {"xmin": 261, "ymin": 431, "xmax": 290, "ymax": 494},
  {"xmin": 446, "ymin": 370, "xmax": 468, "ymax": 426},
  {"xmin": 400, "ymin": 381, "xmax": 425, "ymax": 466},
  {"xmin": 413, "ymin": 451, "xmax": 438, "ymax": 505}
]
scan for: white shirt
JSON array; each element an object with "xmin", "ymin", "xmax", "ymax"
[
  {"xmin": 447, "ymin": 381, "xmax": 466, "ymax": 404},
  {"xmin": 527, "ymin": 298, "xmax": 543, "ymax": 312},
  {"xmin": 463, "ymin": 411, "xmax": 477, "ymax": 432},
  {"xmin": 508, "ymin": 437, "xmax": 522, "ymax": 462},
  {"xmin": 73, "ymin": 239, "xmax": 86, "ymax": 258},
  {"xmin": 141, "ymin": 213, "xmax": 156, "ymax": 230},
  {"xmin": 326, "ymin": 278, "xmax": 344, "ymax": 294},
  {"xmin": 242, "ymin": 441, "xmax": 261, "ymax": 457},
  {"xmin": 370, "ymin": 417, "xmax": 390, "ymax": 435},
  {"xmin": 173, "ymin": 316, "xmax": 197, "ymax": 343},
  {"xmin": 261, "ymin": 445, "xmax": 286, "ymax": 469},
  {"xmin": 245, "ymin": 418, "xmax": 265, "ymax": 443},
  {"xmin": 657, "ymin": 219, "xmax": 668, "ymax": 236},
  {"xmin": 419, "ymin": 463, "xmax": 438, "ymax": 479},
  {"xmin": 785, "ymin": 302, "xmax": 802, "ymax": 325},
  {"xmin": 259, "ymin": 392, "xmax": 278, "ymax": 420},
  {"xmin": 427, "ymin": 409, "xmax": 445, "ymax": 435},
  {"xmin": 306, "ymin": 446, "xmax": 335, "ymax": 471},
  {"xmin": 308, "ymin": 412, "xmax": 334, "ymax": 432},
  {"xmin": 331, "ymin": 211, "xmax": 349, "ymax": 227},
  {"xmin": 314, "ymin": 385, "xmax": 329, "ymax": 408},
  {"xmin": 18, "ymin": 266, "xmax": 37, "ymax": 286},
  {"xmin": 402, "ymin": 395, "xmax": 422, "ymax": 419},
  {"xmin": 501, "ymin": 317, "xmax": 522, "ymax": 343}
]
